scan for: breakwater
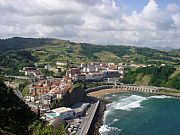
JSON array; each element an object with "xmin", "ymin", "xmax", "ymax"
[{"xmin": 88, "ymin": 99, "xmax": 107, "ymax": 135}]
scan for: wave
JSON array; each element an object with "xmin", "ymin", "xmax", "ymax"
[
  {"xmin": 99, "ymin": 125, "xmax": 121, "ymax": 135},
  {"xmin": 111, "ymin": 95, "xmax": 147, "ymax": 111},
  {"xmin": 112, "ymin": 118, "xmax": 119, "ymax": 123},
  {"xmin": 149, "ymin": 95, "xmax": 172, "ymax": 99}
]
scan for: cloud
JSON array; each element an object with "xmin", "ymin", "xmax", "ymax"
[
  {"xmin": 0, "ymin": 0, "xmax": 180, "ymax": 48},
  {"xmin": 166, "ymin": 3, "xmax": 179, "ymax": 13}
]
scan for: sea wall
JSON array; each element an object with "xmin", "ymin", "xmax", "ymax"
[{"xmin": 88, "ymin": 99, "xmax": 107, "ymax": 135}]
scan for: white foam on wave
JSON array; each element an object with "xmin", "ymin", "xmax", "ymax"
[
  {"xmin": 99, "ymin": 125, "xmax": 121, "ymax": 135},
  {"xmin": 149, "ymin": 95, "xmax": 172, "ymax": 99},
  {"xmin": 113, "ymin": 118, "xmax": 119, "ymax": 123},
  {"xmin": 111, "ymin": 95, "xmax": 147, "ymax": 111},
  {"xmin": 103, "ymin": 109, "xmax": 111, "ymax": 122}
]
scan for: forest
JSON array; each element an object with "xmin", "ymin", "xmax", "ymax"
[{"xmin": 121, "ymin": 65, "xmax": 180, "ymax": 89}]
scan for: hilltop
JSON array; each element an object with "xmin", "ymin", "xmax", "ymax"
[{"xmin": 0, "ymin": 37, "xmax": 179, "ymax": 66}]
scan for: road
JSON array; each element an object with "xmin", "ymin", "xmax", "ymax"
[
  {"xmin": 14, "ymin": 88, "xmax": 23, "ymax": 99},
  {"xmin": 76, "ymin": 101, "xmax": 99, "ymax": 135},
  {"xmin": 4, "ymin": 75, "xmax": 30, "ymax": 80}
]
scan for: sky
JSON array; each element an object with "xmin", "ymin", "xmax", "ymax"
[{"xmin": 0, "ymin": 0, "xmax": 180, "ymax": 48}]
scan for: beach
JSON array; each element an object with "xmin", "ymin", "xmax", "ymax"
[
  {"xmin": 88, "ymin": 88, "xmax": 129, "ymax": 97},
  {"xmin": 88, "ymin": 88, "xmax": 180, "ymax": 98}
]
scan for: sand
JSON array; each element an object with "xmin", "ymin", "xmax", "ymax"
[
  {"xmin": 88, "ymin": 88, "xmax": 129, "ymax": 97},
  {"xmin": 88, "ymin": 88, "xmax": 180, "ymax": 98}
]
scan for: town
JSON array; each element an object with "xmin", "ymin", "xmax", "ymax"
[
  {"xmin": 4, "ymin": 61, "xmax": 129, "ymax": 134},
  {"xmin": 4, "ymin": 56, "xmax": 179, "ymax": 135},
  {"xmin": 1, "ymin": 0, "xmax": 180, "ymax": 134}
]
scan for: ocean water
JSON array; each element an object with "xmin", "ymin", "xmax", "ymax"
[{"xmin": 99, "ymin": 92, "xmax": 180, "ymax": 135}]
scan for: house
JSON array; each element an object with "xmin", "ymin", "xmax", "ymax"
[
  {"xmin": 56, "ymin": 61, "xmax": 67, "ymax": 72},
  {"xmin": 40, "ymin": 94, "xmax": 52, "ymax": 105},
  {"xmin": 4, "ymin": 81, "xmax": 19, "ymax": 89},
  {"xmin": 29, "ymin": 84, "xmax": 51, "ymax": 96},
  {"xmin": 66, "ymin": 68, "xmax": 80, "ymax": 78},
  {"xmin": 56, "ymin": 61, "xmax": 67, "ymax": 66},
  {"xmin": 29, "ymin": 80, "xmax": 51, "ymax": 96},
  {"xmin": 107, "ymin": 63, "xmax": 115, "ymax": 66},
  {"xmin": 22, "ymin": 67, "xmax": 36, "ymax": 76},
  {"xmin": 44, "ymin": 64, "xmax": 52, "ymax": 69}
]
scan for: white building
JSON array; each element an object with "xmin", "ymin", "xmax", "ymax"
[
  {"xmin": 82, "ymin": 65, "xmax": 98, "ymax": 73},
  {"xmin": 56, "ymin": 61, "xmax": 67, "ymax": 66},
  {"xmin": 51, "ymin": 107, "xmax": 74, "ymax": 120}
]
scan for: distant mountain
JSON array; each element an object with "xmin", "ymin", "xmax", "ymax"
[{"xmin": 151, "ymin": 46, "xmax": 174, "ymax": 50}]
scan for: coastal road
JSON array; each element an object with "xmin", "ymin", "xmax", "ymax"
[
  {"xmin": 4, "ymin": 75, "xmax": 30, "ymax": 80},
  {"xmin": 76, "ymin": 101, "xmax": 99, "ymax": 135}
]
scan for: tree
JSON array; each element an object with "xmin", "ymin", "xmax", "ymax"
[
  {"xmin": 29, "ymin": 120, "xmax": 66, "ymax": 135},
  {"xmin": 0, "ymin": 81, "xmax": 36, "ymax": 134}
]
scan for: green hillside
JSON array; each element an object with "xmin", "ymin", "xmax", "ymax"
[
  {"xmin": 0, "ymin": 37, "xmax": 55, "ymax": 53},
  {"xmin": 0, "ymin": 37, "xmax": 180, "ymax": 64},
  {"xmin": 0, "ymin": 37, "xmax": 180, "ymax": 76},
  {"xmin": 121, "ymin": 65, "xmax": 180, "ymax": 90}
]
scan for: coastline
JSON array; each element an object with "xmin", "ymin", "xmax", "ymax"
[
  {"xmin": 88, "ymin": 88, "xmax": 180, "ymax": 98},
  {"xmin": 88, "ymin": 88, "xmax": 129, "ymax": 97},
  {"xmin": 88, "ymin": 88, "xmax": 180, "ymax": 135},
  {"xmin": 88, "ymin": 99, "xmax": 106, "ymax": 135}
]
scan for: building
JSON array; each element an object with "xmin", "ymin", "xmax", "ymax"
[
  {"xmin": 56, "ymin": 61, "xmax": 67, "ymax": 72},
  {"xmin": 82, "ymin": 65, "xmax": 98, "ymax": 73},
  {"xmin": 48, "ymin": 107, "xmax": 75, "ymax": 120},
  {"xmin": 4, "ymin": 81, "xmax": 19, "ymax": 89},
  {"xmin": 102, "ymin": 70, "xmax": 121, "ymax": 79},
  {"xmin": 72, "ymin": 74, "xmax": 86, "ymax": 82},
  {"xmin": 71, "ymin": 102, "xmax": 90, "ymax": 117},
  {"xmin": 56, "ymin": 61, "xmax": 67, "ymax": 66},
  {"xmin": 29, "ymin": 85, "xmax": 51, "ymax": 96},
  {"xmin": 29, "ymin": 80, "xmax": 51, "ymax": 96},
  {"xmin": 44, "ymin": 64, "xmax": 52, "ymax": 69},
  {"xmin": 66, "ymin": 68, "xmax": 80, "ymax": 78},
  {"xmin": 85, "ymin": 73, "xmax": 103, "ymax": 81}
]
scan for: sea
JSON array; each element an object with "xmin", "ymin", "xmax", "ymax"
[{"xmin": 99, "ymin": 92, "xmax": 180, "ymax": 135}]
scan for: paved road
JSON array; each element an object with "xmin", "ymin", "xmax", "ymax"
[
  {"xmin": 14, "ymin": 89, "xmax": 23, "ymax": 99},
  {"xmin": 4, "ymin": 75, "xmax": 30, "ymax": 80},
  {"xmin": 76, "ymin": 101, "xmax": 99, "ymax": 135}
]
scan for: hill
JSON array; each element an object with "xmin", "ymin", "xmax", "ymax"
[
  {"xmin": 0, "ymin": 37, "xmax": 179, "ymax": 76},
  {"xmin": 0, "ymin": 37, "xmax": 54, "ymax": 53},
  {"xmin": 121, "ymin": 65, "xmax": 180, "ymax": 90}
]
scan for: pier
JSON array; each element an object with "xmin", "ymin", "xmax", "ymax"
[{"xmin": 76, "ymin": 101, "xmax": 99, "ymax": 135}]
